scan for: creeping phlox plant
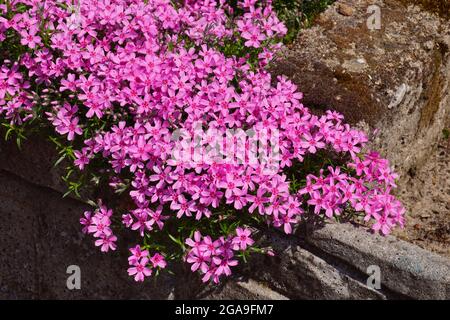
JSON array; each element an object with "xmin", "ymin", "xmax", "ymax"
[{"xmin": 0, "ymin": 0, "xmax": 405, "ymax": 283}]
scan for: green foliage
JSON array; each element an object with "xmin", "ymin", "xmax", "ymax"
[
  {"xmin": 1, "ymin": 122, "xmax": 26, "ymax": 149},
  {"xmin": 273, "ymin": 0, "xmax": 335, "ymax": 43},
  {"xmin": 142, "ymin": 205, "xmax": 266, "ymax": 263}
]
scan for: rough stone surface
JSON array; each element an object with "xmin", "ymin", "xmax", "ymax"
[
  {"xmin": 270, "ymin": 0, "xmax": 450, "ymax": 258},
  {"xmin": 0, "ymin": 0, "xmax": 449, "ymax": 300},
  {"xmin": 306, "ymin": 222, "xmax": 450, "ymax": 299},
  {"xmin": 0, "ymin": 134, "xmax": 67, "ymax": 194},
  {"xmin": 394, "ymin": 135, "xmax": 450, "ymax": 257},
  {"xmin": 0, "ymin": 166, "xmax": 289, "ymax": 299},
  {"xmin": 245, "ymin": 231, "xmax": 386, "ymax": 300},
  {"xmin": 270, "ymin": 0, "xmax": 450, "ymax": 181},
  {"xmin": 337, "ymin": 3, "xmax": 355, "ymax": 16},
  {"xmin": 201, "ymin": 279, "xmax": 289, "ymax": 300},
  {"xmin": 0, "ymin": 169, "xmax": 176, "ymax": 299}
]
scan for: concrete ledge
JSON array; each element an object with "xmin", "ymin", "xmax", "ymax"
[
  {"xmin": 306, "ymin": 222, "xmax": 450, "ymax": 299},
  {"xmin": 247, "ymin": 231, "xmax": 386, "ymax": 300},
  {"xmin": 202, "ymin": 279, "xmax": 289, "ymax": 300}
]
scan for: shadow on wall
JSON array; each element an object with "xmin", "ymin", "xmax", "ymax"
[
  {"xmin": 0, "ymin": 137, "xmax": 270, "ymax": 299},
  {"xmin": 0, "ymin": 168, "xmax": 178, "ymax": 299}
]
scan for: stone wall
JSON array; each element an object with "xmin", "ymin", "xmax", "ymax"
[
  {"xmin": 1, "ymin": 128, "xmax": 448, "ymax": 300},
  {"xmin": 0, "ymin": 0, "xmax": 448, "ymax": 299},
  {"xmin": 270, "ymin": 0, "xmax": 449, "ymax": 182},
  {"xmin": 270, "ymin": 0, "xmax": 450, "ymax": 257}
]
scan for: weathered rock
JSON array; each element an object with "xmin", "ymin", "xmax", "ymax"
[
  {"xmin": 271, "ymin": 0, "xmax": 450, "ymax": 260},
  {"xmin": 202, "ymin": 279, "xmax": 289, "ymax": 300},
  {"xmin": 0, "ymin": 133, "xmax": 67, "ymax": 194},
  {"xmin": 337, "ymin": 3, "xmax": 355, "ymax": 16},
  {"xmin": 0, "ymin": 169, "xmax": 176, "ymax": 299},
  {"xmin": 246, "ymin": 231, "xmax": 386, "ymax": 300},
  {"xmin": 270, "ymin": 0, "xmax": 450, "ymax": 182},
  {"xmin": 0, "ymin": 166, "xmax": 292, "ymax": 299},
  {"xmin": 305, "ymin": 222, "xmax": 450, "ymax": 299},
  {"xmin": 1, "ymin": 144, "xmax": 447, "ymax": 299}
]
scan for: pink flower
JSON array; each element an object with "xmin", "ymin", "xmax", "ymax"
[
  {"xmin": 60, "ymin": 74, "xmax": 77, "ymax": 92},
  {"xmin": 95, "ymin": 234, "xmax": 117, "ymax": 252},
  {"xmin": 186, "ymin": 249, "xmax": 210, "ymax": 273},
  {"xmin": 199, "ymin": 236, "xmax": 220, "ymax": 257},
  {"xmin": 122, "ymin": 214, "xmax": 133, "ymax": 227},
  {"xmin": 242, "ymin": 31, "xmax": 266, "ymax": 48},
  {"xmin": 128, "ymin": 245, "xmax": 149, "ymax": 265},
  {"xmin": 57, "ymin": 117, "xmax": 82, "ymax": 141},
  {"xmin": 150, "ymin": 253, "xmax": 167, "ymax": 269},
  {"xmin": 128, "ymin": 257, "xmax": 152, "ymax": 282},
  {"xmin": 0, "ymin": 0, "xmax": 405, "ymax": 285},
  {"xmin": 213, "ymin": 256, "xmax": 238, "ymax": 277},
  {"xmin": 20, "ymin": 28, "xmax": 41, "ymax": 49},
  {"xmin": 219, "ymin": 174, "xmax": 243, "ymax": 199},
  {"xmin": 87, "ymin": 215, "xmax": 112, "ymax": 238},
  {"xmin": 80, "ymin": 211, "xmax": 92, "ymax": 234},
  {"xmin": 232, "ymin": 228, "xmax": 254, "ymax": 250},
  {"xmin": 185, "ymin": 231, "xmax": 203, "ymax": 249},
  {"xmin": 74, "ymin": 150, "xmax": 90, "ymax": 170},
  {"xmin": 273, "ymin": 211, "xmax": 297, "ymax": 234},
  {"xmin": 307, "ymin": 191, "xmax": 325, "ymax": 215},
  {"xmin": 149, "ymin": 166, "xmax": 173, "ymax": 188},
  {"xmin": 247, "ymin": 188, "xmax": 269, "ymax": 215},
  {"xmin": 170, "ymin": 195, "xmax": 196, "ymax": 218},
  {"xmin": 301, "ymin": 133, "xmax": 325, "ymax": 154},
  {"xmin": 371, "ymin": 213, "xmax": 394, "ymax": 235},
  {"xmin": 131, "ymin": 209, "xmax": 150, "ymax": 236}
]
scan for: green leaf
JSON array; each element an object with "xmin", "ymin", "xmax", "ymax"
[
  {"xmin": 54, "ymin": 153, "xmax": 67, "ymax": 168},
  {"xmin": 5, "ymin": 127, "xmax": 14, "ymax": 141},
  {"xmin": 62, "ymin": 188, "xmax": 73, "ymax": 198},
  {"xmin": 167, "ymin": 233, "xmax": 185, "ymax": 250}
]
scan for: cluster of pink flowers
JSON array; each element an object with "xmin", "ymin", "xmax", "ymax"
[
  {"xmin": 0, "ymin": 62, "xmax": 33, "ymax": 124},
  {"xmin": 186, "ymin": 228, "xmax": 254, "ymax": 283},
  {"xmin": 46, "ymin": 102, "xmax": 83, "ymax": 141},
  {"xmin": 127, "ymin": 245, "xmax": 167, "ymax": 282},
  {"xmin": 0, "ymin": 0, "xmax": 405, "ymax": 283},
  {"xmin": 122, "ymin": 204, "xmax": 168, "ymax": 236},
  {"xmin": 237, "ymin": 0, "xmax": 286, "ymax": 48},
  {"xmin": 80, "ymin": 205, "xmax": 117, "ymax": 252},
  {"xmin": 301, "ymin": 158, "xmax": 405, "ymax": 234}
]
